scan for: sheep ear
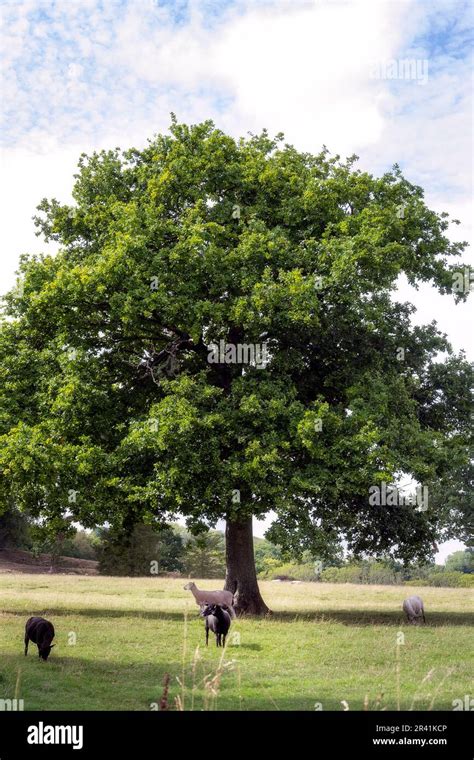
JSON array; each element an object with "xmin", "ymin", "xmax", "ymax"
[{"xmin": 50, "ymin": 644, "xmax": 55, "ymax": 648}]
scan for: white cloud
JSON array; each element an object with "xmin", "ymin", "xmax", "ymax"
[
  {"xmin": 0, "ymin": 0, "xmax": 470, "ymax": 560},
  {"xmin": 1, "ymin": 0, "xmax": 472, "ymax": 355},
  {"xmin": 0, "ymin": 147, "xmax": 73, "ymax": 288}
]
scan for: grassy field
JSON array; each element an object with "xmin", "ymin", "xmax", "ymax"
[{"xmin": 0, "ymin": 574, "xmax": 472, "ymax": 711}]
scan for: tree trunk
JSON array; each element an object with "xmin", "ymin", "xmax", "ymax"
[{"xmin": 224, "ymin": 516, "xmax": 270, "ymax": 616}]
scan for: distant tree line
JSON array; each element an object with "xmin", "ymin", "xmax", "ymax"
[
  {"xmin": 257, "ymin": 549, "xmax": 473, "ymax": 587},
  {"xmin": 96, "ymin": 523, "xmax": 226, "ymax": 577},
  {"xmin": 0, "ymin": 505, "xmax": 471, "ymax": 586},
  {"xmin": 0, "ymin": 505, "xmax": 226, "ymax": 577}
]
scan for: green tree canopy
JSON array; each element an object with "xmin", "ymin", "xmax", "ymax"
[
  {"xmin": 444, "ymin": 549, "xmax": 472, "ymax": 574},
  {"xmin": 0, "ymin": 118, "xmax": 471, "ymax": 612},
  {"xmin": 97, "ymin": 523, "xmax": 184, "ymax": 576},
  {"xmin": 183, "ymin": 532, "xmax": 226, "ymax": 578}
]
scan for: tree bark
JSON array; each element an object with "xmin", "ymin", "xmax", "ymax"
[{"xmin": 224, "ymin": 516, "xmax": 270, "ymax": 616}]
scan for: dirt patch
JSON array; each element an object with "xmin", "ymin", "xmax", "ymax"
[{"xmin": 0, "ymin": 548, "xmax": 99, "ymax": 575}]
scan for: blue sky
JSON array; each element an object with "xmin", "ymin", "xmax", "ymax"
[{"xmin": 0, "ymin": 0, "xmax": 472, "ymax": 557}]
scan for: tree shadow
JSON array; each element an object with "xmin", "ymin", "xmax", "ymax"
[
  {"xmin": 270, "ymin": 609, "xmax": 474, "ymax": 626},
  {"xmin": 0, "ymin": 652, "xmax": 182, "ymax": 711},
  {"xmin": 1, "ymin": 608, "xmax": 189, "ymax": 622},
  {"xmin": 0, "ymin": 649, "xmax": 457, "ymax": 711},
  {"xmin": 2, "ymin": 607, "xmax": 472, "ymax": 627},
  {"xmin": 235, "ymin": 643, "xmax": 263, "ymax": 651}
]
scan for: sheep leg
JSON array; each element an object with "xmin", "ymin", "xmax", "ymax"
[
  {"xmin": 24, "ymin": 634, "xmax": 29, "ymax": 656},
  {"xmin": 206, "ymin": 625, "xmax": 209, "ymax": 646}
]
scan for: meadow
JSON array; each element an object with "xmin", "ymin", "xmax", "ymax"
[{"xmin": 0, "ymin": 574, "xmax": 472, "ymax": 711}]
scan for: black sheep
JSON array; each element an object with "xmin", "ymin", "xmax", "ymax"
[
  {"xmin": 201, "ymin": 603, "xmax": 231, "ymax": 647},
  {"xmin": 24, "ymin": 617, "xmax": 55, "ymax": 661}
]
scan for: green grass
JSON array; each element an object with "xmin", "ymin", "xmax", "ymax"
[{"xmin": 0, "ymin": 574, "xmax": 472, "ymax": 711}]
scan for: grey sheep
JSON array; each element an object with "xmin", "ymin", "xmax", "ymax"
[{"xmin": 403, "ymin": 595, "xmax": 426, "ymax": 624}]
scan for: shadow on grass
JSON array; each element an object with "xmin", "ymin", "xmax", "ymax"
[
  {"xmin": 271, "ymin": 609, "xmax": 474, "ymax": 627},
  {"xmin": 0, "ymin": 653, "xmax": 183, "ymax": 711},
  {"xmin": 0, "ymin": 649, "xmax": 456, "ymax": 712},
  {"xmin": 0, "ymin": 655, "xmax": 322, "ymax": 713},
  {"xmin": 237, "ymin": 643, "xmax": 263, "ymax": 651},
  {"xmin": 1, "ymin": 608, "xmax": 190, "ymax": 622},
  {"xmin": 1, "ymin": 607, "xmax": 473, "ymax": 627}
]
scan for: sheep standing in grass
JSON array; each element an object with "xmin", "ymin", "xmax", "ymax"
[
  {"xmin": 24, "ymin": 617, "xmax": 55, "ymax": 660},
  {"xmin": 403, "ymin": 595, "xmax": 426, "ymax": 624},
  {"xmin": 201, "ymin": 603, "xmax": 231, "ymax": 647},
  {"xmin": 183, "ymin": 581, "xmax": 235, "ymax": 618}
]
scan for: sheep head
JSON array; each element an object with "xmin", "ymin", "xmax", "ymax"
[
  {"xmin": 39, "ymin": 644, "xmax": 55, "ymax": 661},
  {"xmin": 201, "ymin": 604, "xmax": 218, "ymax": 618}
]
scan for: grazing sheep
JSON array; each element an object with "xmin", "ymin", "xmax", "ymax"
[
  {"xmin": 403, "ymin": 595, "xmax": 426, "ymax": 624},
  {"xmin": 183, "ymin": 581, "xmax": 235, "ymax": 618},
  {"xmin": 201, "ymin": 603, "xmax": 231, "ymax": 647},
  {"xmin": 24, "ymin": 617, "xmax": 55, "ymax": 660}
]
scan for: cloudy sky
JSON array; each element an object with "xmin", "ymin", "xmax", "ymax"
[{"xmin": 0, "ymin": 0, "xmax": 472, "ymax": 558}]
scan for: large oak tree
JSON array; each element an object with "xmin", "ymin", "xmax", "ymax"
[{"xmin": 0, "ymin": 119, "xmax": 472, "ymax": 613}]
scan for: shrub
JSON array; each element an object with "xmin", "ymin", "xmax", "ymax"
[
  {"xmin": 320, "ymin": 565, "xmax": 363, "ymax": 583},
  {"xmin": 0, "ymin": 507, "xmax": 31, "ymax": 550},
  {"xmin": 182, "ymin": 532, "xmax": 225, "ymax": 578},
  {"xmin": 254, "ymin": 540, "xmax": 283, "ymax": 574},
  {"xmin": 405, "ymin": 571, "xmax": 474, "ymax": 588},
  {"xmin": 98, "ymin": 524, "xmax": 184, "ymax": 576},
  {"xmin": 62, "ymin": 531, "xmax": 99, "ymax": 560},
  {"xmin": 444, "ymin": 550, "xmax": 473, "ymax": 574},
  {"xmin": 320, "ymin": 562, "xmax": 403, "ymax": 585},
  {"xmin": 258, "ymin": 560, "xmax": 318, "ymax": 581}
]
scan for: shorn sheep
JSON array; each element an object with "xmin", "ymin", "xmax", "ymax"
[
  {"xmin": 403, "ymin": 595, "xmax": 426, "ymax": 624},
  {"xmin": 201, "ymin": 603, "xmax": 231, "ymax": 647},
  {"xmin": 183, "ymin": 581, "xmax": 235, "ymax": 617},
  {"xmin": 24, "ymin": 617, "xmax": 55, "ymax": 660}
]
